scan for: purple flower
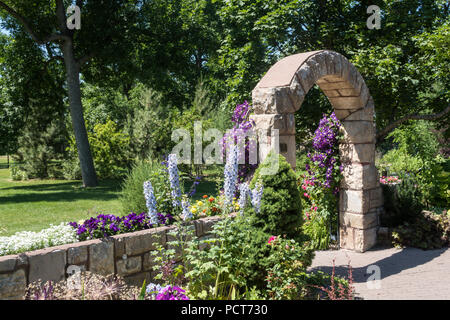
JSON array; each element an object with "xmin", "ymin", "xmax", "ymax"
[{"xmin": 156, "ymin": 285, "xmax": 189, "ymax": 300}]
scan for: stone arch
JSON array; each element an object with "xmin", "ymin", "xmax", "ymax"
[{"xmin": 250, "ymin": 50, "xmax": 383, "ymax": 252}]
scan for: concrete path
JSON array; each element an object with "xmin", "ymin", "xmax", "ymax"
[{"xmin": 308, "ymin": 246, "xmax": 450, "ymax": 300}]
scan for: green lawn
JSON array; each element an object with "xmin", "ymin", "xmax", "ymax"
[
  {"xmin": 0, "ymin": 156, "xmax": 123, "ymax": 236},
  {"xmin": 0, "ymin": 156, "xmax": 221, "ymax": 237}
]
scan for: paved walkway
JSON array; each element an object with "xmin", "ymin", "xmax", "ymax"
[{"xmin": 308, "ymin": 246, "xmax": 450, "ymax": 300}]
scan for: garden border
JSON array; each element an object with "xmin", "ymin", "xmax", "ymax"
[{"xmin": 0, "ymin": 214, "xmax": 231, "ymax": 300}]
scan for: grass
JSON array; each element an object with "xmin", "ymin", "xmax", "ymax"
[
  {"xmin": 0, "ymin": 156, "xmax": 222, "ymax": 237},
  {"xmin": 0, "ymin": 156, "xmax": 123, "ymax": 236}
]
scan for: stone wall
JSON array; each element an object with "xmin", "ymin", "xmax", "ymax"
[{"xmin": 0, "ymin": 215, "xmax": 227, "ymax": 300}]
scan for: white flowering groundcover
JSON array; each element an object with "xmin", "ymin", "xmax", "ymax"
[{"xmin": 0, "ymin": 223, "xmax": 78, "ymax": 256}]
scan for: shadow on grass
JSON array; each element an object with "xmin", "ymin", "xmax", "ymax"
[
  {"xmin": 0, "ymin": 179, "xmax": 123, "ymax": 204},
  {"xmin": 309, "ymin": 246, "xmax": 448, "ymax": 284}
]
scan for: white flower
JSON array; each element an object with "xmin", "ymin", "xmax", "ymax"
[
  {"xmin": 250, "ymin": 182, "xmax": 264, "ymax": 214},
  {"xmin": 223, "ymin": 143, "xmax": 239, "ymax": 210},
  {"xmin": 168, "ymin": 154, "xmax": 182, "ymax": 208},
  {"xmin": 238, "ymin": 183, "xmax": 250, "ymax": 215},
  {"xmin": 0, "ymin": 223, "xmax": 78, "ymax": 256},
  {"xmin": 143, "ymin": 180, "xmax": 159, "ymax": 225},
  {"xmin": 182, "ymin": 199, "xmax": 193, "ymax": 221}
]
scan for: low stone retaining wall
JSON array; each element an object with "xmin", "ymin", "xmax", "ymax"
[{"xmin": 0, "ymin": 215, "xmax": 227, "ymax": 300}]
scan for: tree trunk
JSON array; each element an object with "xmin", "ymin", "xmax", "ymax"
[{"xmin": 61, "ymin": 40, "xmax": 98, "ymax": 187}]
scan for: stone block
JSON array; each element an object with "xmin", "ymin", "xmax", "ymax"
[
  {"xmin": 354, "ymin": 227, "xmax": 378, "ymax": 252},
  {"xmin": 296, "ymin": 65, "xmax": 316, "ymax": 92},
  {"xmin": 289, "ymin": 74, "xmax": 306, "ymax": 109},
  {"xmin": 279, "ymin": 135, "xmax": 296, "ymax": 169},
  {"xmin": 28, "ymin": 249, "xmax": 66, "ymax": 283},
  {"xmin": 193, "ymin": 219, "xmax": 203, "ymax": 237},
  {"xmin": 88, "ymin": 240, "xmax": 114, "ymax": 276},
  {"xmin": 252, "ymin": 86, "xmax": 295, "ymax": 114},
  {"xmin": 340, "ymin": 211, "xmax": 378, "ymax": 229},
  {"xmin": 116, "ymin": 256, "xmax": 142, "ymax": 276},
  {"xmin": 250, "ymin": 114, "xmax": 295, "ymax": 135},
  {"xmin": 339, "ymin": 226, "xmax": 355, "ymax": 251},
  {"xmin": 16, "ymin": 254, "xmax": 28, "ymax": 268},
  {"xmin": 369, "ymin": 186, "xmax": 384, "ymax": 209},
  {"xmin": 0, "ymin": 269, "xmax": 26, "ymax": 300},
  {"xmin": 114, "ymin": 236, "xmax": 126, "ymax": 259},
  {"xmin": 202, "ymin": 216, "xmax": 222, "ymax": 234},
  {"xmin": 67, "ymin": 244, "xmax": 88, "ymax": 265},
  {"xmin": 123, "ymin": 228, "xmax": 166, "ymax": 256},
  {"xmin": 334, "ymin": 109, "xmax": 351, "ymax": 120},
  {"xmin": 340, "ymin": 163, "xmax": 379, "ymax": 190},
  {"xmin": 340, "ymin": 189, "xmax": 370, "ymax": 214},
  {"xmin": 311, "ymin": 52, "xmax": 328, "ymax": 78},
  {"xmin": 339, "ymin": 143, "xmax": 375, "ymax": 163},
  {"xmin": 0, "ymin": 256, "xmax": 17, "ymax": 273},
  {"xmin": 341, "ymin": 121, "xmax": 375, "ymax": 144},
  {"xmin": 343, "ymin": 105, "xmax": 374, "ymax": 121},
  {"xmin": 328, "ymin": 96, "xmax": 364, "ymax": 109},
  {"xmin": 322, "ymin": 89, "xmax": 341, "ymax": 97},
  {"xmin": 338, "ymin": 88, "xmax": 360, "ymax": 96}
]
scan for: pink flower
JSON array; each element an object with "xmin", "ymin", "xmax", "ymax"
[
  {"xmin": 268, "ymin": 236, "xmax": 277, "ymax": 245},
  {"xmin": 303, "ymin": 193, "xmax": 310, "ymax": 198}
]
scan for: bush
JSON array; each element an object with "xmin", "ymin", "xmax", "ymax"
[
  {"xmin": 10, "ymin": 164, "xmax": 29, "ymax": 181},
  {"xmin": 127, "ymin": 88, "xmax": 174, "ymax": 161},
  {"xmin": 13, "ymin": 118, "xmax": 67, "ymax": 179},
  {"xmin": 377, "ymin": 121, "xmax": 448, "ymax": 208},
  {"xmin": 65, "ymin": 119, "xmax": 131, "ymax": 180},
  {"xmin": 381, "ymin": 173, "xmax": 424, "ymax": 228},
  {"xmin": 61, "ymin": 158, "xmax": 82, "ymax": 180},
  {"xmin": 265, "ymin": 235, "xmax": 315, "ymax": 299},
  {"xmin": 246, "ymin": 152, "xmax": 303, "ymax": 240},
  {"xmin": 391, "ymin": 211, "xmax": 450, "ymax": 250},
  {"xmin": 120, "ymin": 159, "xmax": 173, "ymax": 215}
]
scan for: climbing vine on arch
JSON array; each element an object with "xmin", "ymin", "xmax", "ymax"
[{"xmin": 299, "ymin": 112, "xmax": 343, "ymax": 250}]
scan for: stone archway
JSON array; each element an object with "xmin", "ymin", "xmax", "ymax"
[{"xmin": 250, "ymin": 50, "xmax": 383, "ymax": 252}]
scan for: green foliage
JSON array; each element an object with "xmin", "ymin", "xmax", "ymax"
[
  {"xmin": 265, "ymin": 235, "xmax": 315, "ymax": 300},
  {"xmin": 126, "ymin": 87, "xmax": 174, "ymax": 161},
  {"xmin": 184, "ymin": 217, "xmax": 271, "ymax": 299},
  {"xmin": 377, "ymin": 121, "xmax": 448, "ymax": 208},
  {"xmin": 391, "ymin": 211, "xmax": 450, "ymax": 250},
  {"xmin": 151, "ymin": 222, "xmax": 195, "ymax": 286},
  {"xmin": 246, "ymin": 152, "xmax": 303, "ymax": 240},
  {"xmin": 429, "ymin": 170, "xmax": 450, "ymax": 209},
  {"xmin": 301, "ymin": 211, "xmax": 332, "ymax": 251},
  {"xmin": 381, "ymin": 174, "xmax": 424, "ymax": 228},
  {"xmin": 9, "ymin": 165, "xmax": 28, "ymax": 181},
  {"xmin": 119, "ymin": 159, "xmax": 173, "ymax": 215},
  {"xmin": 13, "ymin": 116, "xmax": 67, "ymax": 180},
  {"xmin": 66, "ymin": 120, "xmax": 131, "ymax": 180}
]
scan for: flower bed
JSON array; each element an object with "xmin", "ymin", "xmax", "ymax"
[{"xmin": 0, "ymin": 214, "xmax": 229, "ymax": 300}]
